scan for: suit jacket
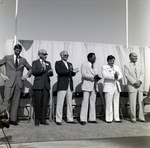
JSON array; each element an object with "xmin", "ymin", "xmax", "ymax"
[
  {"xmin": 124, "ymin": 62, "xmax": 144, "ymax": 92},
  {"xmin": 0, "ymin": 55, "xmax": 32, "ymax": 88},
  {"xmin": 81, "ymin": 62, "xmax": 99, "ymax": 92},
  {"xmin": 32, "ymin": 59, "xmax": 53, "ymax": 90},
  {"xmin": 102, "ymin": 64, "xmax": 123, "ymax": 93},
  {"xmin": 55, "ymin": 60, "xmax": 76, "ymax": 91}
]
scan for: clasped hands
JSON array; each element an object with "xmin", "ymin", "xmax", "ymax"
[
  {"xmin": 94, "ymin": 74, "xmax": 101, "ymax": 81},
  {"xmin": 134, "ymin": 80, "xmax": 141, "ymax": 88},
  {"xmin": 48, "ymin": 69, "xmax": 53, "ymax": 76},
  {"xmin": 114, "ymin": 71, "xmax": 119, "ymax": 80}
]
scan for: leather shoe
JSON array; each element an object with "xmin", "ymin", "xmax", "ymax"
[
  {"xmin": 138, "ymin": 119, "xmax": 146, "ymax": 123},
  {"xmin": 106, "ymin": 121, "xmax": 112, "ymax": 123},
  {"xmin": 0, "ymin": 110, "xmax": 9, "ymax": 119},
  {"xmin": 56, "ymin": 122, "xmax": 62, "ymax": 125},
  {"xmin": 10, "ymin": 121, "xmax": 18, "ymax": 126},
  {"xmin": 131, "ymin": 120, "xmax": 136, "ymax": 123},
  {"xmin": 114, "ymin": 120, "xmax": 122, "ymax": 123},
  {"xmin": 67, "ymin": 121, "xmax": 78, "ymax": 124},
  {"xmin": 80, "ymin": 121, "xmax": 86, "ymax": 125},
  {"xmin": 40, "ymin": 122, "xmax": 49, "ymax": 125},
  {"xmin": 88, "ymin": 121, "xmax": 98, "ymax": 124}
]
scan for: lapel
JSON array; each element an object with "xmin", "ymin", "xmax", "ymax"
[
  {"xmin": 18, "ymin": 56, "xmax": 22, "ymax": 68},
  {"xmin": 11, "ymin": 54, "xmax": 24, "ymax": 69},
  {"xmin": 10, "ymin": 55, "xmax": 16, "ymax": 70},
  {"xmin": 38, "ymin": 59, "xmax": 43, "ymax": 68},
  {"xmin": 61, "ymin": 60, "xmax": 68, "ymax": 69},
  {"xmin": 15, "ymin": 56, "xmax": 25, "ymax": 69},
  {"xmin": 105, "ymin": 65, "xmax": 115, "ymax": 75},
  {"xmin": 129, "ymin": 62, "xmax": 137, "ymax": 73},
  {"xmin": 87, "ymin": 62, "xmax": 95, "ymax": 75}
]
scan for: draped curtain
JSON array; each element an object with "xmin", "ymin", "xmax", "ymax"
[{"xmin": 2, "ymin": 39, "xmax": 150, "ymax": 93}]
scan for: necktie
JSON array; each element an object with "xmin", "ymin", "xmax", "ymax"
[
  {"xmin": 91, "ymin": 63, "xmax": 94, "ymax": 69},
  {"xmin": 133, "ymin": 63, "xmax": 137, "ymax": 77},
  {"xmin": 15, "ymin": 56, "xmax": 18, "ymax": 68}
]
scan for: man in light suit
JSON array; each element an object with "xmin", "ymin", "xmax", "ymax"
[
  {"xmin": 55, "ymin": 50, "xmax": 79, "ymax": 125},
  {"xmin": 101, "ymin": 55, "xmax": 123, "ymax": 123},
  {"xmin": 0, "ymin": 44, "xmax": 32, "ymax": 125},
  {"xmin": 124, "ymin": 53, "xmax": 145, "ymax": 123},
  {"xmin": 32, "ymin": 49, "xmax": 53, "ymax": 126},
  {"xmin": 80, "ymin": 53, "xmax": 101, "ymax": 125}
]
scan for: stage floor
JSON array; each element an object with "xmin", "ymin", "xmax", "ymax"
[{"xmin": 0, "ymin": 116, "xmax": 150, "ymax": 147}]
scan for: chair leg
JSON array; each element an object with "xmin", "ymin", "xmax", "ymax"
[
  {"xmin": 28, "ymin": 97, "xmax": 33, "ymax": 123},
  {"xmin": 120, "ymin": 107, "xmax": 124, "ymax": 120}
]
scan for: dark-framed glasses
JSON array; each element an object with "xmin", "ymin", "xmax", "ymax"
[
  {"xmin": 64, "ymin": 54, "xmax": 69, "ymax": 57},
  {"xmin": 42, "ymin": 53, "xmax": 48, "ymax": 56}
]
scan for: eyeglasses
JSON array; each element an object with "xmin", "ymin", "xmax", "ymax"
[
  {"xmin": 64, "ymin": 54, "xmax": 69, "ymax": 57},
  {"xmin": 41, "ymin": 53, "xmax": 48, "ymax": 56}
]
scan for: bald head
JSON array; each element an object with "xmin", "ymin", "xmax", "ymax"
[
  {"xmin": 60, "ymin": 50, "xmax": 69, "ymax": 61},
  {"xmin": 129, "ymin": 52, "xmax": 138, "ymax": 63},
  {"xmin": 38, "ymin": 49, "xmax": 48, "ymax": 61},
  {"xmin": 38, "ymin": 49, "xmax": 48, "ymax": 56}
]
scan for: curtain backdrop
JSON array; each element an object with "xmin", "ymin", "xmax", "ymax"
[
  {"xmin": 2, "ymin": 39, "xmax": 150, "ymax": 93},
  {"xmin": 0, "ymin": 39, "xmax": 150, "ymax": 116}
]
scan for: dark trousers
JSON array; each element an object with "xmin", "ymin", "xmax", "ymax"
[{"xmin": 33, "ymin": 86, "xmax": 49, "ymax": 123}]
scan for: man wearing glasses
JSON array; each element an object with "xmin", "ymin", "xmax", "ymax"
[
  {"xmin": 32, "ymin": 49, "xmax": 53, "ymax": 126},
  {"xmin": 55, "ymin": 50, "xmax": 79, "ymax": 125}
]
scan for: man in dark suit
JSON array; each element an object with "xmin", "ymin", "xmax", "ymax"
[
  {"xmin": 32, "ymin": 49, "xmax": 53, "ymax": 126},
  {"xmin": 55, "ymin": 50, "xmax": 79, "ymax": 125},
  {"xmin": 0, "ymin": 44, "xmax": 32, "ymax": 125}
]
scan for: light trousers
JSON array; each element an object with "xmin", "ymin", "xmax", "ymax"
[
  {"xmin": 80, "ymin": 89, "xmax": 96, "ymax": 122},
  {"xmin": 129, "ymin": 90, "xmax": 145, "ymax": 121},
  {"xmin": 56, "ymin": 83, "xmax": 73, "ymax": 122},
  {"xmin": 105, "ymin": 89, "xmax": 120, "ymax": 122}
]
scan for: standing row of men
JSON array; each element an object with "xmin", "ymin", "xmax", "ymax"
[{"xmin": 0, "ymin": 44, "xmax": 145, "ymax": 127}]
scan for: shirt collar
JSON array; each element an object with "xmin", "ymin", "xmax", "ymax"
[
  {"xmin": 130, "ymin": 61, "xmax": 136, "ymax": 65},
  {"xmin": 88, "ymin": 61, "xmax": 92, "ymax": 66},
  {"xmin": 14, "ymin": 54, "xmax": 19, "ymax": 61},
  {"xmin": 62, "ymin": 60, "xmax": 67, "ymax": 64},
  {"xmin": 107, "ymin": 64, "xmax": 114, "ymax": 68},
  {"xmin": 14, "ymin": 54, "xmax": 18, "ymax": 58}
]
